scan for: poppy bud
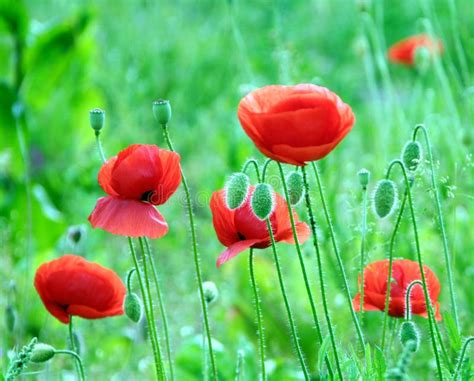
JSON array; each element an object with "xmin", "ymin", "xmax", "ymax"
[
  {"xmin": 89, "ymin": 108, "xmax": 105, "ymax": 132},
  {"xmin": 372, "ymin": 180, "xmax": 398, "ymax": 218},
  {"xmin": 357, "ymin": 168, "xmax": 370, "ymax": 189},
  {"xmin": 5, "ymin": 305, "xmax": 15, "ymax": 332},
  {"xmin": 30, "ymin": 343, "xmax": 56, "ymax": 363},
  {"xmin": 286, "ymin": 171, "xmax": 304, "ymax": 205},
  {"xmin": 401, "ymin": 141, "xmax": 422, "ymax": 172},
  {"xmin": 414, "ymin": 46, "xmax": 431, "ymax": 73},
  {"xmin": 152, "ymin": 99, "xmax": 172, "ymax": 125},
  {"xmin": 67, "ymin": 225, "xmax": 86, "ymax": 245},
  {"xmin": 124, "ymin": 293, "xmax": 142, "ymax": 323},
  {"xmin": 251, "ymin": 183, "xmax": 275, "ymax": 220},
  {"xmin": 399, "ymin": 321, "xmax": 419, "ymax": 352},
  {"xmin": 202, "ymin": 281, "xmax": 219, "ymax": 304},
  {"xmin": 225, "ymin": 173, "xmax": 250, "ymax": 210}
]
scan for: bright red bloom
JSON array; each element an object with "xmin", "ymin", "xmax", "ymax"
[
  {"xmin": 88, "ymin": 144, "xmax": 181, "ymax": 238},
  {"xmin": 388, "ymin": 34, "xmax": 443, "ymax": 66},
  {"xmin": 353, "ymin": 259, "xmax": 441, "ymax": 320},
  {"xmin": 210, "ymin": 186, "xmax": 310, "ymax": 267},
  {"xmin": 34, "ymin": 254, "xmax": 126, "ymax": 324},
  {"xmin": 237, "ymin": 84, "xmax": 355, "ymax": 166}
]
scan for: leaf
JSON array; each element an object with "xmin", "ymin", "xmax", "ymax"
[
  {"xmin": 0, "ymin": 0, "xmax": 28, "ymax": 40},
  {"xmin": 373, "ymin": 346, "xmax": 386, "ymax": 381},
  {"xmin": 443, "ymin": 312, "xmax": 462, "ymax": 351},
  {"xmin": 317, "ymin": 335, "xmax": 331, "ymax": 377}
]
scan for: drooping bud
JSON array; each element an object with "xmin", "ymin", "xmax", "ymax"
[
  {"xmin": 152, "ymin": 99, "xmax": 172, "ymax": 125},
  {"xmin": 286, "ymin": 171, "xmax": 304, "ymax": 205},
  {"xmin": 357, "ymin": 168, "xmax": 370, "ymax": 189},
  {"xmin": 67, "ymin": 225, "xmax": 86, "ymax": 245},
  {"xmin": 89, "ymin": 108, "xmax": 105, "ymax": 132},
  {"xmin": 401, "ymin": 141, "xmax": 422, "ymax": 172},
  {"xmin": 251, "ymin": 183, "xmax": 275, "ymax": 220},
  {"xmin": 372, "ymin": 179, "xmax": 398, "ymax": 218},
  {"xmin": 30, "ymin": 343, "xmax": 56, "ymax": 363},
  {"xmin": 124, "ymin": 293, "xmax": 142, "ymax": 323},
  {"xmin": 399, "ymin": 321, "xmax": 420, "ymax": 352},
  {"xmin": 5, "ymin": 305, "xmax": 15, "ymax": 332},
  {"xmin": 225, "ymin": 173, "xmax": 250, "ymax": 210},
  {"xmin": 414, "ymin": 46, "xmax": 431, "ymax": 73},
  {"xmin": 202, "ymin": 281, "xmax": 219, "ymax": 304}
]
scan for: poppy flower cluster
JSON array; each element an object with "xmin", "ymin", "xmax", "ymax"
[
  {"xmin": 353, "ymin": 259, "xmax": 441, "ymax": 320},
  {"xmin": 34, "ymin": 255, "xmax": 126, "ymax": 324},
  {"xmin": 388, "ymin": 34, "xmax": 443, "ymax": 66},
  {"xmin": 210, "ymin": 186, "xmax": 310, "ymax": 267}
]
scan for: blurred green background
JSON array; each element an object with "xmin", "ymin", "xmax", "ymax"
[{"xmin": 0, "ymin": 0, "xmax": 473, "ymax": 379}]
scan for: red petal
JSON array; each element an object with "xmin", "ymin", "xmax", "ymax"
[
  {"xmin": 152, "ymin": 149, "xmax": 181, "ymax": 205},
  {"xmin": 88, "ymin": 196, "xmax": 169, "ymax": 238},
  {"xmin": 98, "ymin": 156, "xmax": 119, "ymax": 196},
  {"xmin": 216, "ymin": 239, "xmax": 262, "ymax": 267},
  {"xmin": 210, "ymin": 191, "xmax": 239, "ymax": 247}
]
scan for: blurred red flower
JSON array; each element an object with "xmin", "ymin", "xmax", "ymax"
[
  {"xmin": 237, "ymin": 84, "xmax": 355, "ymax": 166},
  {"xmin": 210, "ymin": 186, "xmax": 310, "ymax": 267},
  {"xmin": 353, "ymin": 259, "xmax": 441, "ymax": 320},
  {"xmin": 34, "ymin": 254, "xmax": 126, "ymax": 324},
  {"xmin": 388, "ymin": 34, "xmax": 443, "ymax": 66},
  {"xmin": 88, "ymin": 144, "xmax": 181, "ymax": 238}
]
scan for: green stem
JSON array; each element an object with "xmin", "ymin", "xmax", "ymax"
[
  {"xmin": 453, "ymin": 337, "xmax": 473, "ymax": 380},
  {"xmin": 160, "ymin": 124, "xmax": 218, "ymax": 380},
  {"xmin": 447, "ymin": 0, "xmax": 470, "ymax": 86},
  {"xmin": 144, "ymin": 238, "xmax": 175, "ymax": 381},
  {"xmin": 404, "ymin": 281, "xmax": 423, "ymax": 321},
  {"xmin": 95, "ymin": 131, "xmax": 107, "ymax": 163},
  {"xmin": 311, "ymin": 162, "xmax": 366, "ymax": 350},
  {"xmin": 55, "ymin": 350, "xmax": 85, "ymax": 381},
  {"xmin": 234, "ymin": 350, "xmax": 244, "ymax": 381},
  {"xmin": 126, "ymin": 269, "xmax": 136, "ymax": 293},
  {"xmin": 413, "ymin": 124, "xmax": 459, "ymax": 332},
  {"xmin": 242, "ymin": 159, "xmax": 261, "ymax": 178},
  {"xmin": 68, "ymin": 317, "xmax": 82, "ymax": 380},
  {"xmin": 359, "ymin": 181, "xmax": 369, "ymax": 325},
  {"xmin": 249, "ymin": 248, "xmax": 266, "ymax": 380},
  {"xmin": 301, "ymin": 165, "xmax": 343, "ymax": 380}
]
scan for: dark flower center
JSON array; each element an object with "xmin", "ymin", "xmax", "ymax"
[
  {"xmin": 237, "ymin": 232, "xmax": 246, "ymax": 240},
  {"xmin": 141, "ymin": 190, "xmax": 156, "ymax": 203}
]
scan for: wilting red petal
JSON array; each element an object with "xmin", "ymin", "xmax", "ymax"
[
  {"xmin": 216, "ymin": 239, "xmax": 262, "ymax": 267},
  {"xmin": 88, "ymin": 196, "xmax": 168, "ymax": 238}
]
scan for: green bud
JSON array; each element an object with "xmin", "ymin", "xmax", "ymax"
[
  {"xmin": 124, "ymin": 293, "xmax": 142, "ymax": 323},
  {"xmin": 202, "ymin": 281, "xmax": 219, "ymax": 304},
  {"xmin": 89, "ymin": 108, "xmax": 105, "ymax": 132},
  {"xmin": 251, "ymin": 183, "xmax": 275, "ymax": 220},
  {"xmin": 401, "ymin": 141, "xmax": 422, "ymax": 171},
  {"xmin": 5, "ymin": 305, "xmax": 15, "ymax": 332},
  {"xmin": 372, "ymin": 179, "xmax": 398, "ymax": 218},
  {"xmin": 399, "ymin": 321, "xmax": 419, "ymax": 352},
  {"xmin": 225, "ymin": 173, "xmax": 250, "ymax": 210},
  {"xmin": 152, "ymin": 99, "xmax": 172, "ymax": 125},
  {"xmin": 30, "ymin": 343, "xmax": 56, "ymax": 363},
  {"xmin": 357, "ymin": 168, "xmax": 370, "ymax": 189},
  {"xmin": 286, "ymin": 171, "xmax": 304, "ymax": 205},
  {"xmin": 414, "ymin": 46, "xmax": 431, "ymax": 73},
  {"xmin": 67, "ymin": 225, "xmax": 85, "ymax": 244}
]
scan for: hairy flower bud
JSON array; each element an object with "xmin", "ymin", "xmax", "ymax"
[
  {"xmin": 402, "ymin": 141, "xmax": 422, "ymax": 171},
  {"xmin": 251, "ymin": 183, "xmax": 275, "ymax": 220},
  {"xmin": 357, "ymin": 168, "xmax": 370, "ymax": 189},
  {"xmin": 286, "ymin": 171, "xmax": 304, "ymax": 205},
  {"xmin": 202, "ymin": 281, "xmax": 219, "ymax": 304},
  {"xmin": 225, "ymin": 173, "xmax": 250, "ymax": 210},
  {"xmin": 152, "ymin": 99, "xmax": 172, "ymax": 125},
  {"xmin": 124, "ymin": 293, "xmax": 142, "ymax": 323},
  {"xmin": 89, "ymin": 108, "xmax": 105, "ymax": 132},
  {"xmin": 372, "ymin": 179, "xmax": 398, "ymax": 218},
  {"xmin": 30, "ymin": 343, "xmax": 56, "ymax": 363},
  {"xmin": 399, "ymin": 321, "xmax": 420, "ymax": 352}
]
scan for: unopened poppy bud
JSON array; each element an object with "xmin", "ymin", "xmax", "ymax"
[
  {"xmin": 30, "ymin": 343, "xmax": 56, "ymax": 363},
  {"xmin": 286, "ymin": 171, "xmax": 304, "ymax": 205},
  {"xmin": 402, "ymin": 141, "xmax": 422, "ymax": 171},
  {"xmin": 372, "ymin": 179, "xmax": 398, "ymax": 218},
  {"xmin": 124, "ymin": 293, "xmax": 142, "ymax": 323},
  {"xmin": 67, "ymin": 225, "xmax": 85, "ymax": 244},
  {"xmin": 415, "ymin": 46, "xmax": 431, "ymax": 73},
  {"xmin": 152, "ymin": 99, "xmax": 172, "ymax": 125},
  {"xmin": 225, "ymin": 173, "xmax": 250, "ymax": 210},
  {"xmin": 251, "ymin": 183, "xmax": 275, "ymax": 220},
  {"xmin": 400, "ymin": 321, "xmax": 419, "ymax": 351},
  {"xmin": 202, "ymin": 281, "xmax": 219, "ymax": 304},
  {"xmin": 89, "ymin": 108, "xmax": 105, "ymax": 132},
  {"xmin": 357, "ymin": 168, "xmax": 370, "ymax": 189},
  {"xmin": 5, "ymin": 305, "xmax": 15, "ymax": 332}
]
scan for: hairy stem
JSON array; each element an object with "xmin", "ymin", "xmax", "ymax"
[
  {"xmin": 55, "ymin": 350, "xmax": 86, "ymax": 381},
  {"xmin": 359, "ymin": 181, "xmax": 369, "ymax": 325},
  {"xmin": 453, "ymin": 337, "xmax": 473, "ymax": 380}
]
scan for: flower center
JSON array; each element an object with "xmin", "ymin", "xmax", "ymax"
[{"xmin": 141, "ymin": 190, "xmax": 157, "ymax": 203}]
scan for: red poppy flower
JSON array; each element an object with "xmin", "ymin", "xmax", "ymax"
[
  {"xmin": 210, "ymin": 186, "xmax": 310, "ymax": 267},
  {"xmin": 237, "ymin": 84, "xmax": 355, "ymax": 166},
  {"xmin": 388, "ymin": 34, "xmax": 443, "ymax": 66},
  {"xmin": 353, "ymin": 259, "xmax": 441, "ymax": 320},
  {"xmin": 34, "ymin": 254, "xmax": 126, "ymax": 324},
  {"xmin": 88, "ymin": 144, "xmax": 181, "ymax": 238}
]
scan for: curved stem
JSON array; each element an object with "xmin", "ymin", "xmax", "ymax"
[
  {"xmin": 404, "ymin": 281, "xmax": 423, "ymax": 321},
  {"xmin": 55, "ymin": 350, "xmax": 85, "ymax": 381},
  {"xmin": 241, "ymin": 159, "xmax": 261, "ymax": 179},
  {"xmin": 126, "ymin": 269, "xmax": 136, "ymax": 293},
  {"xmin": 359, "ymin": 181, "xmax": 369, "ymax": 325},
  {"xmin": 311, "ymin": 162, "xmax": 366, "ymax": 350},
  {"xmin": 453, "ymin": 337, "xmax": 474, "ymax": 380},
  {"xmin": 413, "ymin": 124, "xmax": 459, "ymax": 332},
  {"xmin": 160, "ymin": 124, "xmax": 218, "ymax": 380},
  {"xmin": 249, "ymin": 249, "xmax": 266, "ymax": 380},
  {"xmin": 301, "ymin": 166, "xmax": 343, "ymax": 380},
  {"xmin": 95, "ymin": 131, "xmax": 107, "ymax": 163}
]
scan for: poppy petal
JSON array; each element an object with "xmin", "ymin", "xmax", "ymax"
[
  {"xmin": 210, "ymin": 191, "xmax": 239, "ymax": 247},
  {"xmin": 216, "ymin": 239, "xmax": 261, "ymax": 268},
  {"xmin": 153, "ymin": 149, "xmax": 181, "ymax": 205},
  {"xmin": 98, "ymin": 156, "xmax": 119, "ymax": 196}
]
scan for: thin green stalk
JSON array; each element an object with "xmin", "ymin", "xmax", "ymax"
[
  {"xmin": 413, "ymin": 124, "xmax": 459, "ymax": 332},
  {"xmin": 68, "ymin": 317, "xmax": 83, "ymax": 381},
  {"xmin": 453, "ymin": 337, "xmax": 473, "ymax": 380},
  {"xmin": 404, "ymin": 281, "xmax": 423, "ymax": 321},
  {"xmin": 160, "ymin": 124, "xmax": 218, "ymax": 380},
  {"xmin": 235, "ymin": 350, "xmax": 244, "ymax": 381},
  {"xmin": 55, "ymin": 350, "xmax": 85, "ymax": 381},
  {"xmin": 447, "ymin": 0, "xmax": 470, "ymax": 86},
  {"xmin": 386, "ymin": 160, "xmax": 443, "ymax": 381},
  {"xmin": 144, "ymin": 238, "xmax": 175, "ymax": 381},
  {"xmin": 301, "ymin": 166, "xmax": 343, "ymax": 380},
  {"xmin": 359, "ymin": 181, "xmax": 369, "ymax": 325},
  {"xmin": 95, "ymin": 131, "xmax": 107, "ymax": 163},
  {"xmin": 311, "ymin": 162, "xmax": 366, "ymax": 350},
  {"xmin": 242, "ymin": 159, "xmax": 261, "ymax": 178},
  {"xmin": 249, "ymin": 249, "xmax": 266, "ymax": 380}
]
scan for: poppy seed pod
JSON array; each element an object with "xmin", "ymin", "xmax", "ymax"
[
  {"xmin": 202, "ymin": 281, "xmax": 219, "ymax": 304},
  {"xmin": 124, "ymin": 293, "xmax": 142, "ymax": 323},
  {"xmin": 400, "ymin": 321, "xmax": 420, "ymax": 352},
  {"xmin": 89, "ymin": 108, "xmax": 105, "ymax": 132},
  {"xmin": 152, "ymin": 99, "xmax": 172, "ymax": 125},
  {"xmin": 251, "ymin": 183, "xmax": 275, "ymax": 220},
  {"xmin": 372, "ymin": 180, "xmax": 398, "ymax": 218},
  {"xmin": 30, "ymin": 343, "xmax": 56, "ymax": 363},
  {"xmin": 402, "ymin": 141, "xmax": 423, "ymax": 171},
  {"xmin": 357, "ymin": 168, "xmax": 370, "ymax": 189},
  {"xmin": 286, "ymin": 171, "xmax": 305, "ymax": 205},
  {"xmin": 225, "ymin": 173, "xmax": 250, "ymax": 210}
]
